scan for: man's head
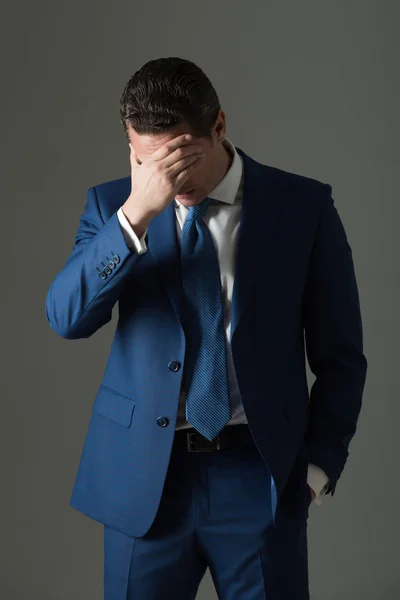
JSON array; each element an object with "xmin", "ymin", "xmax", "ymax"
[{"xmin": 120, "ymin": 57, "xmax": 232, "ymax": 206}]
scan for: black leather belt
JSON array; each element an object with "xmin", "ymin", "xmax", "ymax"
[{"xmin": 174, "ymin": 424, "xmax": 253, "ymax": 452}]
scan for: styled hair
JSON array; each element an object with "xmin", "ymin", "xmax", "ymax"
[{"xmin": 119, "ymin": 57, "xmax": 221, "ymax": 140}]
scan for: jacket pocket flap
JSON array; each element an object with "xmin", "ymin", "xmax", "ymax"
[{"xmin": 92, "ymin": 385, "xmax": 135, "ymax": 427}]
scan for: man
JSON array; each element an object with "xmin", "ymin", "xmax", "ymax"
[{"xmin": 45, "ymin": 57, "xmax": 367, "ymax": 599}]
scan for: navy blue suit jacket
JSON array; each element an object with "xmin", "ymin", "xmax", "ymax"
[{"xmin": 45, "ymin": 146, "xmax": 367, "ymax": 538}]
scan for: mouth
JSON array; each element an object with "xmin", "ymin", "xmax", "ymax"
[{"xmin": 176, "ymin": 188, "xmax": 195, "ymax": 197}]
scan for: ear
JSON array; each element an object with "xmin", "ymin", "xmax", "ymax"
[{"xmin": 215, "ymin": 111, "xmax": 226, "ymax": 140}]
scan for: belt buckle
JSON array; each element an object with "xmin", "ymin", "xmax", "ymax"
[{"xmin": 186, "ymin": 431, "xmax": 222, "ymax": 452}]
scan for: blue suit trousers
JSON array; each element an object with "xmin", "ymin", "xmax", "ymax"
[{"xmin": 104, "ymin": 428, "xmax": 312, "ymax": 600}]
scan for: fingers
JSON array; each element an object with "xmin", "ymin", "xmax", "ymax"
[
  {"xmin": 168, "ymin": 153, "xmax": 204, "ymax": 179},
  {"xmin": 152, "ymin": 134, "xmax": 194, "ymax": 161},
  {"xmin": 163, "ymin": 143, "xmax": 204, "ymax": 169},
  {"xmin": 174, "ymin": 154, "xmax": 205, "ymax": 185},
  {"xmin": 128, "ymin": 134, "xmax": 203, "ymax": 179}
]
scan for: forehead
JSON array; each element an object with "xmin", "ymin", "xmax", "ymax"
[{"xmin": 127, "ymin": 122, "xmax": 195, "ymax": 158}]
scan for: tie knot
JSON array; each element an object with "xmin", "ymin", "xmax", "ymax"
[{"xmin": 186, "ymin": 197, "xmax": 215, "ymax": 221}]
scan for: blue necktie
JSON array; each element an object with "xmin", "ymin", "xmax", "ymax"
[{"xmin": 180, "ymin": 197, "xmax": 231, "ymax": 441}]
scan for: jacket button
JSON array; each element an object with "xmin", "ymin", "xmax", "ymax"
[
  {"xmin": 168, "ymin": 361, "xmax": 181, "ymax": 372},
  {"xmin": 98, "ymin": 270, "xmax": 107, "ymax": 279},
  {"xmin": 112, "ymin": 254, "xmax": 120, "ymax": 264},
  {"xmin": 157, "ymin": 417, "xmax": 169, "ymax": 427}
]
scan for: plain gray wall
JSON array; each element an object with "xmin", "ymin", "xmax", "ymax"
[{"xmin": 2, "ymin": 0, "xmax": 398, "ymax": 598}]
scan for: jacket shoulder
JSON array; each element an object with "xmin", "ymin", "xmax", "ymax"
[
  {"xmin": 262, "ymin": 162, "xmax": 330, "ymax": 197},
  {"xmin": 89, "ymin": 175, "xmax": 131, "ymax": 220},
  {"xmin": 238, "ymin": 147, "xmax": 331, "ymax": 206},
  {"xmin": 258, "ymin": 160, "xmax": 332, "ymax": 215}
]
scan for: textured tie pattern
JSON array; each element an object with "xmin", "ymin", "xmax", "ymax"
[{"xmin": 180, "ymin": 197, "xmax": 231, "ymax": 441}]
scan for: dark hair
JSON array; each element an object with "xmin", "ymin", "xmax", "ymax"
[{"xmin": 119, "ymin": 57, "xmax": 221, "ymax": 140}]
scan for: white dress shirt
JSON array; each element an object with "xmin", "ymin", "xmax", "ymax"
[{"xmin": 116, "ymin": 137, "xmax": 329, "ymax": 505}]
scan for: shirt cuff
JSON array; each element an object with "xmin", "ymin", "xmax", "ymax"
[
  {"xmin": 117, "ymin": 206, "xmax": 148, "ymax": 254},
  {"xmin": 307, "ymin": 463, "xmax": 330, "ymax": 505}
]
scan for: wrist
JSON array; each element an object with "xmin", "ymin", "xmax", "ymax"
[{"xmin": 121, "ymin": 202, "xmax": 152, "ymax": 238}]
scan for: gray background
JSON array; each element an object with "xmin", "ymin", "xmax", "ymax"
[{"xmin": 1, "ymin": 0, "xmax": 398, "ymax": 598}]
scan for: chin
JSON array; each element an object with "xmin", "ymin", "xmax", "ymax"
[{"xmin": 176, "ymin": 188, "xmax": 203, "ymax": 204}]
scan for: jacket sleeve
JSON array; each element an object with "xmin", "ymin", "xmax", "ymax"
[
  {"xmin": 45, "ymin": 186, "xmax": 144, "ymax": 339},
  {"xmin": 302, "ymin": 184, "xmax": 368, "ymax": 496}
]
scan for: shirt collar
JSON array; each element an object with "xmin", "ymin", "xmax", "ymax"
[{"xmin": 174, "ymin": 137, "xmax": 242, "ymax": 208}]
